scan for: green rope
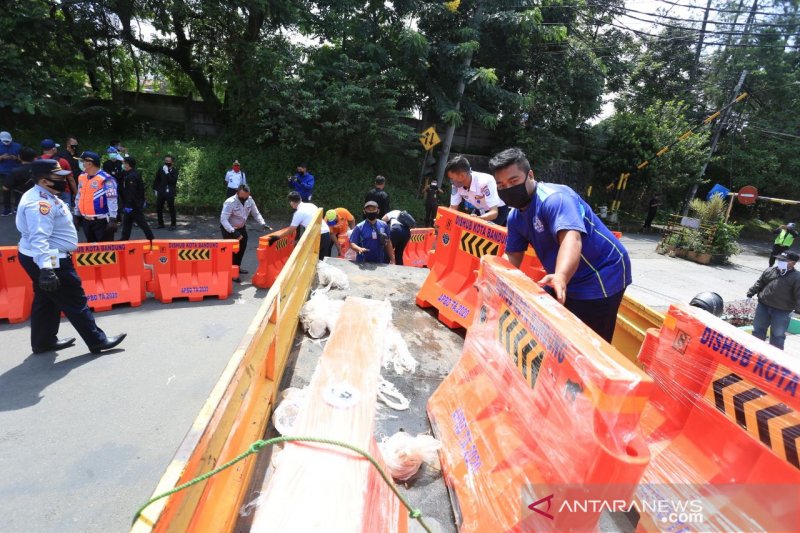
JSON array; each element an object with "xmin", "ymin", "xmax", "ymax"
[{"xmin": 132, "ymin": 435, "xmax": 432, "ymax": 532}]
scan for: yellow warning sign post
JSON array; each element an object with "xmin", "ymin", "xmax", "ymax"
[{"xmin": 419, "ymin": 126, "xmax": 441, "ymax": 151}]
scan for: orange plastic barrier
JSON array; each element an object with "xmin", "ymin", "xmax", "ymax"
[
  {"xmin": 403, "ymin": 227, "xmax": 435, "ymax": 268},
  {"xmin": 0, "ymin": 246, "xmax": 33, "ymax": 323},
  {"xmin": 145, "ymin": 240, "xmax": 239, "ymax": 303},
  {"xmin": 416, "ymin": 208, "xmax": 507, "ymax": 329},
  {"xmin": 416, "ymin": 207, "xmax": 547, "ymax": 329},
  {"xmin": 428, "ymin": 256, "xmax": 654, "ymax": 532},
  {"xmin": 252, "ymin": 230, "xmax": 296, "ymax": 289},
  {"xmin": 635, "ymin": 305, "xmax": 800, "ymax": 532},
  {"xmin": 613, "ymin": 230, "xmax": 623, "ymax": 239},
  {"xmin": 72, "ymin": 241, "xmax": 151, "ymax": 312}
]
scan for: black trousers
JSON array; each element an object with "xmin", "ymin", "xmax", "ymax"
[
  {"xmin": 121, "ymin": 209, "xmax": 154, "ymax": 240},
  {"xmin": 156, "ymin": 193, "xmax": 176, "ymax": 227},
  {"xmin": 390, "ymin": 224, "xmax": 411, "ymax": 266},
  {"xmin": 319, "ymin": 232, "xmax": 331, "ymax": 260},
  {"xmin": 19, "ymin": 253, "xmax": 107, "ymax": 352},
  {"xmin": 425, "ymin": 203, "xmax": 438, "ymax": 227},
  {"xmin": 564, "ymin": 289, "xmax": 625, "ymax": 343},
  {"xmin": 643, "ymin": 208, "xmax": 657, "ymax": 228},
  {"xmin": 226, "ymin": 188, "xmax": 238, "ymax": 199},
  {"xmin": 221, "ymin": 226, "xmax": 247, "ymax": 266},
  {"xmin": 83, "ymin": 218, "xmax": 109, "ymax": 243}
]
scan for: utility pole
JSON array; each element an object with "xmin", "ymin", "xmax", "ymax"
[
  {"xmin": 682, "ymin": 69, "xmax": 747, "ymax": 214},
  {"xmin": 690, "ymin": 0, "xmax": 713, "ymax": 85}
]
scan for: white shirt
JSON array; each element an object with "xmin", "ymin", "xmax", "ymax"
[
  {"xmin": 17, "ymin": 185, "xmax": 78, "ymax": 268},
  {"xmin": 220, "ymin": 195, "xmax": 266, "ymax": 233},
  {"xmin": 224, "ymin": 169, "xmax": 246, "ymax": 189},
  {"xmin": 384, "ymin": 209, "xmax": 403, "ymax": 227},
  {"xmin": 290, "ymin": 202, "xmax": 330, "ymax": 234},
  {"xmin": 449, "ymin": 171, "xmax": 505, "ymax": 213}
]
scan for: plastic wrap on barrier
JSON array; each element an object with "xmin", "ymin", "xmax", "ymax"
[
  {"xmin": 0, "ymin": 246, "xmax": 33, "ymax": 323},
  {"xmin": 253, "ymin": 230, "xmax": 296, "ymax": 289},
  {"xmin": 145, "ymin": 239, "xmax": 239, "ymax": 303},
  {"xmin": 428, "ymin": 256, "xmax": 653, "ymax": 532},
  {"xmin": 634, "ymin": 304, "xmax": 800, "ymax": 532},
  {"xmin": 518, "ymin": 246, "xmax": 546, "ymax": 283},
  {"xmin": 403, "ymin": 228, "xmax": 435, "ymax": 268},
  {"xmin": 72, "ymin": 240, "xmax": 151, "ymax": 312},
  {"xmin": 250, "ymin": 297, "xmax": 406, "ymax": 532}
]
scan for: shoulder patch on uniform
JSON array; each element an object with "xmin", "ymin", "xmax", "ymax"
[{"xmin": 39, "ymin": 201, "xmax": 51, "ymax": 215}]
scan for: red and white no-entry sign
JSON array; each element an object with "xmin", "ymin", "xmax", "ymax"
[{"xmin": 738, "ymin": 185, "xmax": 758, "ymax": 205}]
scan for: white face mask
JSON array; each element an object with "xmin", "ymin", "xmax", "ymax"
[
  {"xmin": 776, "ymin": 260, "xmax": 788, "ymax": 273},
  {"xmin": 78, "ymin": 161, "xmax": 85, "ymax": 172}
]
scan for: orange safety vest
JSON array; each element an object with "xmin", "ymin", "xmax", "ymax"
[{"xmin": 77, "ymin": 172, "xmax": 107, "ymax": 216}]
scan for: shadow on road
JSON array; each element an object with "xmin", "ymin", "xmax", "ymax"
[{"xmin": 0, "ymin": 349, "xmax": 124, "ymax": 412}]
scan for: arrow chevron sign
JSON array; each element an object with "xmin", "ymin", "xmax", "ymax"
[
  {"xmin": 76, "ymin": 251, "xmax": 117, "ymax": 267},
  {"xmin": 178, "ymin": 248, "xmax": 211, "ymax": 261},
  {"xmin": 459, "ymin": 232, "xmax": 500, "ymax": 259}
]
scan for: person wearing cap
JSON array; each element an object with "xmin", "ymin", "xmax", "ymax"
[
  {"xmin": 153, "ymin": 154, "xmax": 179, "ymax": 229},
  {"xmin": 288, "ymin": 163, "xmax": 315, "ymax": 202},
  {"xmin": 747, "ymin": 251, "xmax": 800, "ymax": 350},
  {"xmin": 424, "ymin": 178, "xmax": 444, "ymax": 227},
  {"xmin": 119, "ymin": 156, "xmax": 155, "ymax": 241},
  {"xmin": 1, "ymin": 131, "xmax": 22, "ymax": 216},
  {"xmin": 286, "ymin": 191, "xmax": 330, "ymax": 260},
  {"xmin": 364, "ymin": 175, "xmax": 391, "ymax": 218},
  {"xmin": 349, "ymin": 200, "xmax": 394, "ymax": 264},
  {"xmin": 224, "ymin": 160, "xmax": 246, "ymax": 198},
  {"xmin": 489, "ymin": 147, "xmax": 631, "ymax": 343},
  {"xmin": 74, "ymin": 151, "xmax": 119, "ymax": 242},
  {"xmin": 220, "ymin": 184, "xmax": 271, "ymax": 282},
  {"xmin": 38, "ymin": 139, "xmax": 77, "ymax": 207},
  {"xmin": 769, "ymin": 222, "xmax": 798, "ymax": 266},
  {"xmin": 325, "ymin": 207, "xmax": 355, "ymax": 256},
  {"xmin": 382, "ymin": 209, "xmax": 414, "ymax": 266},
  {"xmin": 16, "ymin": 159, "xmax": 126, "ymax": 355},
  {"xmin": 446, "ymin": 155, "xmax": 509, "ymax": 226}
]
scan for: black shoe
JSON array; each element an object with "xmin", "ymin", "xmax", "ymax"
[
  {"xmin": 89, "ymin": 333, "xmax": 127, "ymax": 354},
  {"xmin": 169, "ymin": 225, "xmax": 176, "ymax": 231},
  {"xmin": 33, "ymin": 337, "xmax": 76, "ymax": 354},
  {"xmin": 157, "ymin": 224, "xmax": 166, "ymax": 229},
  {"xmin": 232, "ymin": 277, "xmax": 241, "ymax": 283},
  {"xmin": 238, "ymin": 268, "xmax": 249, "ymax": 274}
]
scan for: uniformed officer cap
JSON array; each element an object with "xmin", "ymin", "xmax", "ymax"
[
  {"xmin": 78, "ymin": 151, "xmax": 101, "ymax": 164},
  {"xmin": 31, "ymin": 159, "xmax": 71, "ymax": 177}
]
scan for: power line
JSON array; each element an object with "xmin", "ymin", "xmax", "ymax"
[
  {"xmin": 613, "ymin": 5, "xmax": 800, "ymax": 30},
  {"xmin": 652, "ymin": 0, "xmax": 792, "ymax": 17},
  {"xmin": 747, "ymin": 125, "xmax": 800, "ymax": 139},
  {"xmin": 613, "ymin": 8, "xmax": 800, "ymax": 37}
]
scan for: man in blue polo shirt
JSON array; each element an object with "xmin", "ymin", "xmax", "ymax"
[
  {"xmin": 489, "ymin": 147, "xmax": 631, "ymax": 342},
  {"xmin": 349, "ymin": 200, "xmax": 394, "ymax": 264}
]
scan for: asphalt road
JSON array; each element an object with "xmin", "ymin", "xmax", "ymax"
[{"xmin": 0, "ymin": 210, "xmax": 290, "ymax": 533}]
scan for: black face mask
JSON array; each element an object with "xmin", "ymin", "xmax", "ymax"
[
  {"xmin": 48, "ymin": 179, "xmax": 68, "ymax": 193},
  {"xmin": 498, "ymin": 181, "xmax": 533, "ymax": 210},
  {"xmin": 365, "ymin": 212, "xmax": 378, "ymax": 221}
]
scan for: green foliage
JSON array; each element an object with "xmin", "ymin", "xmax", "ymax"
[{"xmin": 711, "ymin": 221, "xmax": 743, "ymax": 262}]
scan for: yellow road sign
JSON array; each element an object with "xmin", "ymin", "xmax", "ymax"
[{"xmin": 419, "ymin": 126, "xmax": 441, "ymax": 151}]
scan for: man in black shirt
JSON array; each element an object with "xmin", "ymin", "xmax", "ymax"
[
  {"xmin": 642, "ymin": 193, "xmax": 661, "ymax": 229},
  {"xmin": 119, "ymin": 156, "xmax": 154, "ymax": 241},
  {"xmin": 5, "ymin": 147, "xmax": 36, "ymax": 208},
  {"xmin": 364, "ymin": 175, "xmax": 390, "ymax": 218},
  {"xmin": 56, "ymin": 136, "xmax": 82, "ymax": 177},
  {"xmin": 153, "ymin": 154, "xmax": 178, "ymax": 230}
]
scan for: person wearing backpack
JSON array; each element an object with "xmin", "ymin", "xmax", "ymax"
[{"xmin": 383, "ymin": 209, "xmax": 415, "ymax": 266}]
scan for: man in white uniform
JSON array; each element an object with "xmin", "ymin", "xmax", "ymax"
[
  {"xmin": 224, "ymin": 160, "xmax": 247, "ymax": 198},
  {"xmin": 446, "ymin": 155, "xmax": 508, "ymax": 226},
  {"xmin": 286, "ymin": 191, "xmax": 330, "ymax": 260}
]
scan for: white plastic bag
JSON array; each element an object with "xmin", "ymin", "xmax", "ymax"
[
  {"xmin": 317, "ymin": 261, "xmax": 349, "ymax": 291},
  {"xmin": 377, "ymin": 378, "xmax": 410, "ymax": 411},
  {"xmin": 383, "ymin": 326, "xmax": 418, "ymax": 375},
  {"xmin": 272, "ymin": 387, "xmax": 308, "ymax": 435},
  {"xmin": 379, "ymin": 432, "xmax": 442, "ymax": 481},
  {"xmin": 300, "ymin": 292, "xmax": 344, "ymax": 338}
]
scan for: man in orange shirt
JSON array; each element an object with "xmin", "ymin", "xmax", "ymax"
[{"xmin": 325, "ymin": 208, "xmax": 355, "ymax": 257}]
